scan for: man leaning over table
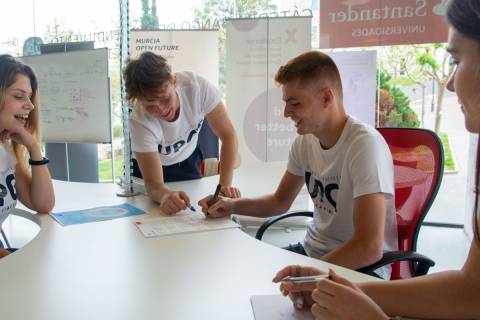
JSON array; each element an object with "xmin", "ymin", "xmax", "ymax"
[{"xmin": 123, "ymin": 52, "xmax": 240, "ymax": 215}]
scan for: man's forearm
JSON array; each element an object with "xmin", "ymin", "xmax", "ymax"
[
  {"xmin": 232, "ymin": 194, "xmax": 289, "ymax": 218},
  {"xmin": 321, "ymin": 239, "xmax": 383, "ymax": 270},
  {"xmin": 218, "ymin": 134, "xmax": 238, "ymax": 186},
  {"xmin": 144, "ymin": 181, "xmax": 172, "ymax": 204}
]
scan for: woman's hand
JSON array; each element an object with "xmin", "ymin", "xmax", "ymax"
[
  {"xmin": 4, "ymin": 126, "xmax": 37, "ymax": 151},
  {"xmin": 272, "ymin": 265, "xmax": 327, "ymax": 310},
  {"xmin": 0, "ymin": 129, "xmax": 10, "ymax": 143},
  {"xmin": 311, "ymin": 269, "xmax": 389, "ymax": 320}
]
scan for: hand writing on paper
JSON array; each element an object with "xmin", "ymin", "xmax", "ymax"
[
  {"xmin": 311, "ymin": 269, "xmax": 388, "ymax": 320},
  {"xmin": 198, "ymin": 195, "xmax": 234, "ymax": 218},
  {"xmin": 160, "ymin": 191, "xmax": 191, "ymax": 215},
  {"xmin": 272, "ymin": 265, "xmax": 327, "ymax": 310}
]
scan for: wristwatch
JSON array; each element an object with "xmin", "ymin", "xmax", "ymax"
[{"xmin": 29, "ymin": 157, "xmax": 50, "ymax": 166}]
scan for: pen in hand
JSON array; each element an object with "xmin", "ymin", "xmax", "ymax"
[
  {"xmin": 207, "ymin": 183, "xmax": 222, "ymax": 207},
  {"xmin": 280, "ymin": 275, "xmax": 331, "ymax": 284}
]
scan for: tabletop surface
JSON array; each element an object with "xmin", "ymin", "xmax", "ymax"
[{"xmin": 0, "ymin": 162, "xmax": 377, "ymax": 320}]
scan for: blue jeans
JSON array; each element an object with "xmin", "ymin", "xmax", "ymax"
[{"xmin": 0, "ymin": 240, "xmax": 17, "ymax": 253}]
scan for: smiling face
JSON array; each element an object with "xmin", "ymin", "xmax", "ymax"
[
  {"xmin": 282, "ymin": 79, "xmax": 330, "ymax": 136},
  {"xmin": 446, "ymin": 27, "xmax": 480, "ymax": 133},
  {"xmin": 0, "ymin": 74, "xmax": 34, "ymax": 133},
  {"xmin": 139, "ymin": 77, "xmax": 180, "ymax": 122}
]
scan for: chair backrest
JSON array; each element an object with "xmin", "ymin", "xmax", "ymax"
[{"xmin": 378, "ymin": 128, "xmax": 444, "ymax": 279}]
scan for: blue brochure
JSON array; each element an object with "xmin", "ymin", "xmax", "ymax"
[{"xmin": 51, "ymin": 203, "xmax": 145, "ymax": 226}]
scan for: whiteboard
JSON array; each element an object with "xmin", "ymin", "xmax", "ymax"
[{"xmin": 20, "ymin": 48, "xmax": 111, "ymax": 143}]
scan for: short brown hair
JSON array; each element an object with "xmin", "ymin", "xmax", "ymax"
[
  {"xmin": 123, "ymin": 51, "xmax": 172, "ymax": 103},
  {"xmin": 275, "ymin": 51, "xmax": 343, "ymax": 101}
]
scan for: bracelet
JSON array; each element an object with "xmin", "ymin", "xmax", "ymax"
[{"xmin": 29, "ymin": 157, "xmax": 50, "ymax": 166}]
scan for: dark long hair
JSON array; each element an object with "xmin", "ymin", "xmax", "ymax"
[{"xmin": 447, "ymin": 0, "xmax": 480, "ymax": 243}]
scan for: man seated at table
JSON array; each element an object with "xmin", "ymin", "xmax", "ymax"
[
  {"xmin": 199, "ymin": 51, "xmax": 398, "ymax": 279},
  {"xmin": 124, "ymin": 52, "xmax": 240, "ymax": 215}
]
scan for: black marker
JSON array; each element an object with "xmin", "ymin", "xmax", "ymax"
[{"xmin": 207, "ymin": 183, "xmax": 222, "ymax": 207}]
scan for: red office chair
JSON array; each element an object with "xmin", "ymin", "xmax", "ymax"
[{"xmin": 256, "ymin": 128, "xmax": 444, "ymax": 280}]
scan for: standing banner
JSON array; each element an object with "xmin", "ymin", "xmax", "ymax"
[
  {"xmin": 130, "ymin": 30, "xmax": 219, "ymax": 86},
  {"xmin": 226, "ymin": 17, "xmax": 312, "ymax": 164},
  {"xmin": 319, "ymin": 0, "xmax": 449, "ymax": 49},
  {"xmin": 128, "ymin": 30, "xmax": 220, "ymax": 169}
]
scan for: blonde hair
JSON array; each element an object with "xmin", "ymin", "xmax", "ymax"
[{"xmin": 0, "ymin": 54, "xmax": 41, "ymax": 173}]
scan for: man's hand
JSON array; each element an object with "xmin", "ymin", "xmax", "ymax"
[
  {"xmin": 160, "ymin": 191, "xmax": 191, "ymax": 215},
  {"xmin": 219, "ymin": 186, "xmax": 241, "ymax": 199},
  {"xmin": 198, "ymin": 195, "xmax": 235, "ymax": 218}
]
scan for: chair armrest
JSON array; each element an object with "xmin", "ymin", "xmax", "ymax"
[
  {"xmin": 255, "ymin": 210, "xmax": 313, "ymax": 240},
  {"xmin": 357, "ymin": 250, "xmax": 435, "ymax": 277}
]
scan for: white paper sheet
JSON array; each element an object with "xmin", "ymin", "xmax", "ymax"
[
  {"xmin": 134, "ymin": 212, "xmax": 240, "ymax": 238},
  {"xmin": 250, "ymin": 295, "xmax": 314, "ymax": 320}
]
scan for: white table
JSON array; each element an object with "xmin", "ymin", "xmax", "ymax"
[{"xmin": 0, "ymin": 163, "xmax": 377, "ymax": 320}]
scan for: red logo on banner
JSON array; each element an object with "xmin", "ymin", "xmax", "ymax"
[{"xmin": 319, "ymin": 0, "xmax": 449, "ymax": 48}]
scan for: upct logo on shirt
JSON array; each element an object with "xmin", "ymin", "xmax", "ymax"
[
  {"xmin": 305, "ymin": 171, "xmax": 339, "ymax": 215},
  {"xmin": 157, "ymin": 120, "xmax": 203, "ymax": 155},
  {"xmin": 0, "ymin": 173, "xmax": 16, "ymax": 207}
]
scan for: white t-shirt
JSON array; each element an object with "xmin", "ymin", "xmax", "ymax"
[
  {"xmin": 129, "ymin": 71, "xmax": 221, "ymax": 166},
  {"xmin": 287, "ymin": 117, "xmax": 398, "ymax": 279},
  {"xmin": 0, "ymin": 143, "xmax": 17, "ymax": 227}
]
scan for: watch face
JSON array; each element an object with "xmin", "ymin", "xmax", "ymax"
[{"xmin": 0, "ymin": 185, "xmax": 7, "ymax": 198}]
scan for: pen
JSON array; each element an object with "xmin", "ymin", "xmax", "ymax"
[
  {"xmin": 189, "ymin": 205, "xmax": 196, "ymax": 212},
  {"xmin": 207, "ymin": 183, "xmax": 222, "ymax": 206},
  {"xmin": 281, "ymin": 275, "xmax": 331, "ymax": 283}
]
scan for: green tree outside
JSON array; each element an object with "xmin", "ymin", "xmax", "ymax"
[
  {"xmin": 141, "ymin": 0, "xmax": 159, "ymax": 29},
  {"xmin": 378, "ymin": 70, "xmax": 420, "ymax": 128},
  {"xmin": 380, "ymin": 44, "xmax": 454, "ymax": 132}
]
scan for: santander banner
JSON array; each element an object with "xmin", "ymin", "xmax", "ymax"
[{"xmin": 319, "ymin": 0, "xmax": 449, "ymax": 48}]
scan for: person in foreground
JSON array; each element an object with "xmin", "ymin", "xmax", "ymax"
[
  {"xmin": 0, "ymin": 55, "xmax": 55, "ymax": 258},
  {"xmin": 273, "ymin": 1, "xmax": 480, "ymax": 318},
  {"xmin": 124, "ymin": 52, "xmax": 240, "ymax": 215},
  {"xmin": 199, "ymin": 51, "xmax": 398, "ymax": 279}
]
